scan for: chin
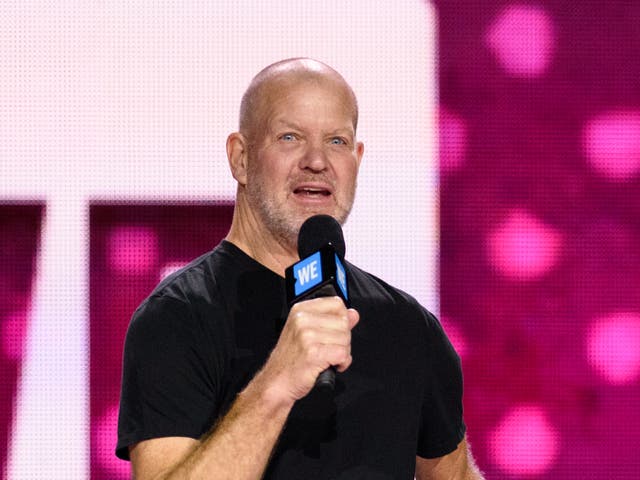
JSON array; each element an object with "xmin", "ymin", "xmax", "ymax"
[{"xmin": 304, "ymin": 213, "xmax": 350, "ymax": 232}]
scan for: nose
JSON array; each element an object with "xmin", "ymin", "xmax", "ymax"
[{"xmin": 299, "ymin": 144, "xmax": 328, "ymax": 172}]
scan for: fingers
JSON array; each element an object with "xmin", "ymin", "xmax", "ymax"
[
  {"xmin": 347, "ymin": 308, "xmax": 360, "ymax": 329},
  {"xmin": 289, "ymin": 297, "xmax": 357, "ymax": 371},
  {"xmin": 261, "ymin": 297, "xmax": 359, "ymax": 401},
  {"xmin": 289, "ymin": 298, "xmax": 358, "ymax": 331},
  {"xmin": 289, "ymin": 296, "xmax": 348, "ymax": 319}
]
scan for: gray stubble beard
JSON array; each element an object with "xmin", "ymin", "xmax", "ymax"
[{"xmin": 245, "ymin": 180, "xmax": 356, "ymax": 250}]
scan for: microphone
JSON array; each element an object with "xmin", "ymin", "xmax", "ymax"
[{"xmin": 285, "ymin": 215, "xmax": 349, "ymax": 390}]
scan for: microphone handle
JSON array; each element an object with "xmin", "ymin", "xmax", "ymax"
[{"xmin": 316, "ymin": 366, "xmax": 336, "ymax": 389}]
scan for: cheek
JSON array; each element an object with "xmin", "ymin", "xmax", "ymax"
[
  {"xmin": 338, "ymin": 162, "xmax": 360, "ymax": 186},
  {"xmin": 250, "ymin": 163, "xmax": 290, "ymax": 195}
]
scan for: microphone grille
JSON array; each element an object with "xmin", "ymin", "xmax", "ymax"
[{"xmin": 297, "ymin": 215, "xmax": 346, "ymax": 259}]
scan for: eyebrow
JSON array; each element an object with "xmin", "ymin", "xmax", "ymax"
[
  {"xmin": 271, "ymin": 119, "xmax": 304, "ymax": 131},
  {"xmin": 271, "ymin": 119, "xmax": 355, "ymax": 136}
]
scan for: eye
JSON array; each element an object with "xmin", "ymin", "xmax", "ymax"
[
  {"xmin": 280, "ymin": 133, "xmax": 296, "ymax": 141},
  {"xmin": 330, "ymin": 137, "xmax": 347, "ymax": 145}
]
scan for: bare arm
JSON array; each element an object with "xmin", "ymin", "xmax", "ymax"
[
  {"xmin": 415, "ymin": 437, "xmax": 485, "ymax": 480},
  {"xmin": 129, "ymin": 297, "xmax": 359, "ymax": 480},
  {"xmin": 130, "ymin": 367, "xmax": 293, "ymax": 480}
]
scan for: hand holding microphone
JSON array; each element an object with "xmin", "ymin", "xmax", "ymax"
[
  {"xmin": 257, "ymin": 215, "xmax": 358, "ymax": 405},
  {"xmin": 285, "ymin": 215, "xmax": 353, "ymax": 390}
]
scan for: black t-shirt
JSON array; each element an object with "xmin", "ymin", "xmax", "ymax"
[{"xmin": 117, "ymin": 241, "xmax": 465, "ymax": 478}]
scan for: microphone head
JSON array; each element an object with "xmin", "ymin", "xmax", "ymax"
[{"xmin": 297, "ymin": 214, "xmax": 345, "ymax": 259}]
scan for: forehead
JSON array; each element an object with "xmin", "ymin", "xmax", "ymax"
[{"xmin": 258, "ymin": 76, "xmax": 357, "ymax": 130}]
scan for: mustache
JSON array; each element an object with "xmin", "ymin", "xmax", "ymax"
[{"xmin": 288, "ymin": 174, "xmax": 336, "ymax": 189}]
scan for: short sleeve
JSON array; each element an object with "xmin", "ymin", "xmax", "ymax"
[
  {"xmin": 116, "ymin": 294, "xmax": 227, "ymax": 460},
  {"xmin": 416, "ymin": 309, "xmax": 466, "ymax": 458}
]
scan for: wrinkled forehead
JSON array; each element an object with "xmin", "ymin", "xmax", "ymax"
[
  {"xmin": 240, "ymin": 67, "xmax": 359, "ymax": 136},
  {"xmin": 264, "ymin": 75, "xmax": 355, "ymax": 117}
]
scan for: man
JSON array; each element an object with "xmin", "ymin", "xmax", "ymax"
[{"xmin": 117, "ymin": 58, "xmax": 484, "ymax": 479}]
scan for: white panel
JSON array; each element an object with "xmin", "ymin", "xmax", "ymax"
[{"xmin": 1, "ymin": 1, "xmax": 436, "ymax": 476}]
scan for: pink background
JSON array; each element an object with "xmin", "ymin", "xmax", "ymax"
[{"xmin": 437, "ymin": 1, "xmax": 640, "ymax": 477}]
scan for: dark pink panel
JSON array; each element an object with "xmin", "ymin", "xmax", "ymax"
[
  {"xmin": 90, "ymin": 203, "xmax": 233, "ymax": 479},
  {"xmin": 0, "ymin": 204, "xmax": 44, "ymax": 471}
]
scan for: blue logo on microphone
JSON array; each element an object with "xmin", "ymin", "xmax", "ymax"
[
  {"xmin": 293, "ymin": 251, "xmax": 322, "ymax": 296},
  {"xmin": 335, "ymin": 254, "xmax": 348, "ymax": 300}
]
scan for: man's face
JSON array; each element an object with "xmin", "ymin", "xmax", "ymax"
[{"xmin": 244, "ymin": 78, "xmax": 363, "ymax": 244}]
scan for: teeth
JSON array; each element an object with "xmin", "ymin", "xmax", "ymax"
[{"xmin": 295, "ymin": 187, "xmax": 330, "ymax": 196}]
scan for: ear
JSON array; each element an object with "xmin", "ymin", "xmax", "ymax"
[
  {"xmin": 226, "ymin": 132, "xmax": 249, "ymax": 186},
  {"xmin": 355, "ymin": 141, "xmax": 364, "ymax": 169}
]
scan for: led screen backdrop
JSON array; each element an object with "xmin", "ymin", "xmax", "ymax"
[
  {"xmin": 436, "ymin": 1, "xmax": 640, "ymax": 478},
  {"xmin": 1, "ymin": 1, "xmax": 640, "ymax": 479},
  {"xmin": 89, "ymin": 204, "xmax": 234, "ymax": 478}
]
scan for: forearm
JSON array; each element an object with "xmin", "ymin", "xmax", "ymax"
[
  {"xmin": 161, "ymin": 369, "xmax": 293, "ymax": 480},
  {"xmin": 460, "ymin": 460, "xmax": 485, "ymax": 480},
  {"xmin": 132, "ymin": 298, "xmax": 358, "ymax": 480},
  {"xmin": 415, "ymin": 438, "xmax": 485, "ymax": 480},
  {"xmin": 415, "ymin": 458, "xmax": 485, "ymax": 480}
]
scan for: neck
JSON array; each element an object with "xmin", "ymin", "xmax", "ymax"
[{"xmin": 225, "ymin": 197, "xmax": 298, "ymax": 277}]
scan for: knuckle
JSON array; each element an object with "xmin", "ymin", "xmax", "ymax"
[
  {"xmin": 289, "ymin": 309, "xmax": 308, "ymax": 327},
  {"xmin": 288, "ymin": 310, "xmax": 300, "ymax": 324},
  {"xmin": 299, "ymin": 328, "xmax": 315, "ymax": 345}
]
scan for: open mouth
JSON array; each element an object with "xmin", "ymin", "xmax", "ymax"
[{"xmin": 293, "ymin": 187, "xmax": 331, "ymax": 197}]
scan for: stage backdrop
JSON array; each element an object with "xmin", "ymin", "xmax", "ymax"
[
  {"xmin": 436, "ymin": 1, "xmax": 640, "ymax": 478},
  {"xmin": 2, "ymin": 1, "xmax": 640, "ymax": 479},
  {"xmin": 0, "ymin": 1, "xmax": 436, "ymax": 478}
]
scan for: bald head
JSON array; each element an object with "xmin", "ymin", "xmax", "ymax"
[{"xmin": 239, "ymin": 58, "xmax": 359, "ymax": 141}]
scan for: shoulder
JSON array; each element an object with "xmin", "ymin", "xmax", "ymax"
[
  {"xmin": 148, "ymin": 249, "xmax": 219, "ymax": 303},
  {"xmin": 136, "ymin": 239, "xmax": 248, "ymax": 313},
  {"xmin": 346, "ymin": 262, "xmax": 434, "ymax": 319},
  {"xmin": 346, "ymin": 262, "xmax": 451, "ymax": 349},
  {"xmin": 127, "ymin": 243, "xmax": 235, "ymax": 342}
]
